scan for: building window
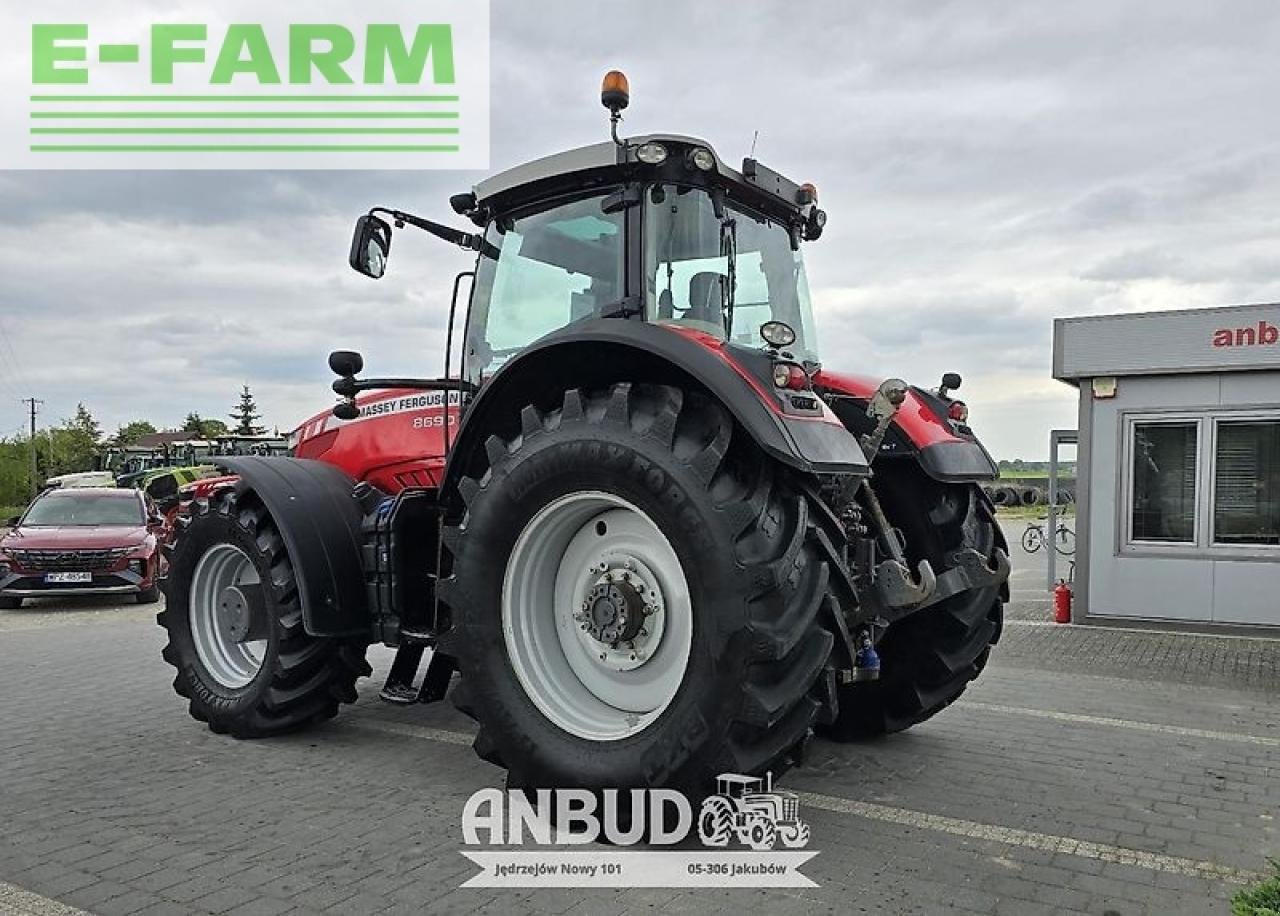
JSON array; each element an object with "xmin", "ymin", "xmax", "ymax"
[
  {"xmin": 1214, "ymin": 420, "xmax": 1280, "ymax": 546},
  {"xmin": 1130, "ymin": 421, "xmax": 1198, "ymax": 543}
]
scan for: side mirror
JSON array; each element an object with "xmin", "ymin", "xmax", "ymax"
[
  {"xmin": 5, "ymin": 515, "xmax": 20, "ymax": 528},
  {"xmin": 349, "ymin": 214, "xmax": 392, "ymax": 279},
  {"xmin": 328, "ymin": 350, "xmax": 364, "ymax": 377},
  {"xmin": 939, "ymin": 372, "xmax": 962, "ymax": 397}
]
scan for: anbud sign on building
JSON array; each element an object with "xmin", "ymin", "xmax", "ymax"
[{"xmin": 0, "ymin": 0, "xmax": 489, "ymax": 169}]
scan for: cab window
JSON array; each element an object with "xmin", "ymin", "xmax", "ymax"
[{"xmin": 465, "ymin": 195, "xmax": 624, "ymax": 380}]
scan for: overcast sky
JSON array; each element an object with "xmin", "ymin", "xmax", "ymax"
[{"xmin": 1, "ymin": 1, "xmax": 1278, "ymax": 458}]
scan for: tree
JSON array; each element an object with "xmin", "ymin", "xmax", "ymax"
[
  {"xmin": 46, "ymin": 404, "xmax": 103, "ymax": 476},
  {"xmin": 182, "ymin": 412, "xmax": 228, "ymax": 439},
  {"xmin": 114, "ymin": 420, "xmax": 158, "ymax": 447},
  {"xmin": 230, "ymin": 385, "xmax": 265, "ymax": 436},
  {"xmin": 69, "ymin": 403, "xmax": 101, "ymax": 444},
  {"xmin": 0, "ymin": 436, "xmax": 33, "ymax": 512}
]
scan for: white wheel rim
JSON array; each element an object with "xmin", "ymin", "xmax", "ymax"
[
  {"xmin": 502, "ymin": 491, "xmax": 693, "ymax": 741},
  {"xmin": 189, "ymin": 543, "xmax": 267, "ymax": 689}
]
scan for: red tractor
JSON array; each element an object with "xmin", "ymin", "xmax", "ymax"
[{"xmin": 158, "ymin": 73, "xmax": 1009, "ymax": 800}]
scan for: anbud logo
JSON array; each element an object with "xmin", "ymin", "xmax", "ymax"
[
  {"xmin": 462, "ymin": 788, "xmax": 692, "ymax": 846},
  {"xmin": 1, "ymin": 2, "xmax": 490, "ymax": 170},
  {"xmin": 1212, "ymin": 320, "xmax": 1279, "ymax": 348},
  {"xmin": 457, "ymin": 776, "xmax": 819, "ymax": 889}
]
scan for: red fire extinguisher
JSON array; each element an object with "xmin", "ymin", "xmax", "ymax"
[{"xmin": 1053, "ymin": 580, "xmax": 1072, "ymax": 624}]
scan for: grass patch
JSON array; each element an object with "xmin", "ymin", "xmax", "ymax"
[
  {"xmin": 0, "ymin": 506, "xmax": 23, "ymax": 523},
  {"xmin": 995, "ymin": 505, "xmax": 1075, "ymax": 520},
  {"xmin": 1234, "ymin": 860, "xmax": 1280, "ymax": 915}
]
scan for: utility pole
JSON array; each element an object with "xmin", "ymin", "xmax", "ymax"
[{"xmin": 22, "ymin": 398, "xmax": 42, "ymax": 500}]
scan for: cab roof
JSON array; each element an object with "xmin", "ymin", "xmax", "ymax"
[
  {"xmin": 473, "ymin": 134, "xmax": 731, "ymax": 205},
  {"xmin": 470, "ymin": 133, "xmax": 810, "ymax": 228}
]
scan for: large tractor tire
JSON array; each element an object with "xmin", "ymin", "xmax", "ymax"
[
  {"xmin": 822, "ymin": 466, "xmax": 1005, "ymax": 739},
  {"xmin": 440, "ymin": 383, "xmax": 835, "ymax": 797},
  {"xmin": 158, "ymin": 489, "xmax": 370, "ymax": 737}
]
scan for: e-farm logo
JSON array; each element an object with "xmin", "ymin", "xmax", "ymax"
[{"xmin": 2, "ymin": 2, "xmax": 490, "ymax": 169}]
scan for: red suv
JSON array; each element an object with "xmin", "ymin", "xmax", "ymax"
[{"xmin": 0, "ymin": 488, "xmax": 165, "ymax": 608}]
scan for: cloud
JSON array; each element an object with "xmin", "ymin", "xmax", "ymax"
[{"xmin": 2, "ymin": 0, "xmax": 1280, "ymax": 461}]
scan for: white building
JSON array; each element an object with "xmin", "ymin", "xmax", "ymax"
[{"xmin": 1053, "ymin": 302, "xmax": 1280, "ymax": 629}]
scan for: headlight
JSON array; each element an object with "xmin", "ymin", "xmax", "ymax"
[
  {"xmin": 688, "ymin": 147, "xmax": 716, "ymax": 172},
  {"xmin": 635, "ymin": 142, "xmax": 668, "ymax": 165},
  {"xmin": 772, "ymin": 363, "xmax": 808, "ymax": 391},
  {"xmin": 760, "ymin": 320, "xmax": 797, "ymax": 348}
]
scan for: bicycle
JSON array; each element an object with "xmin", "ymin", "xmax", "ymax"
[{"xmin": 1021, "ymin": 516, "xmax": 1076, "ymax": 555}]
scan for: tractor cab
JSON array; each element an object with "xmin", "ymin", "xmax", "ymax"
[
  {"xmin": 716, "ymin": 773, "xmax": 768, "ymax": 799},
  {"xmin": 348, "ymin": 71, "xmax": 828, "ymax": 393},
  {"xmin": 455, "ymin": 136, "xmax": 824, "ymax": 388}
]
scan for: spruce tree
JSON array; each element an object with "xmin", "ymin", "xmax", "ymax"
[{"xmin": 230, "ymin": 385, "xmax": 265, "ymax": 436}]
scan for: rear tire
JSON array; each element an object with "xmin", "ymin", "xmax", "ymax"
[
  {"xmin": 440, "ymin": 383, "xmax": 835, "ymax": 797},
  {"xmin": 822, "ymin": 469, "xmax": 1005, "ymax": 739},
  {"xmin": 158, "ymin": 488, "xmax": 370, "ymax": 737},
  {"xmin": 698, "ymin": 796, "xmax": 734, "ymax": 847}
]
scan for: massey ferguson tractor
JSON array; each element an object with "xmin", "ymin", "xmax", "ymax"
[{"xmin": 158, "ymin": 73, "xmax": 1009, "ymax": 802}]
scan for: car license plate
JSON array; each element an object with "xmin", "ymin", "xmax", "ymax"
[{"xmin": 45, "ymin": 571, "xmax": 92, "ymax": 584}]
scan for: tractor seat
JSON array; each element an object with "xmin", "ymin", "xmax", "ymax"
[{"xmin": 682, "ymin": 271, "xmax": 728, "ymax": 336}]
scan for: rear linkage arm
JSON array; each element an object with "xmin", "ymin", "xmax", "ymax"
[
  {"xmin": 854, "ymin": 379, "xmax": 939, "ymax": 620},
  {"xmin": 852, "ymin": 379, "xmax": 1009, "ymax": 620},
  {"xmin": 817, "ymin": 379, "xmax": 1008, "ymax": 681}
]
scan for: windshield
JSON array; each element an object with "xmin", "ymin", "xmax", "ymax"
[
  {"xmin": 644, "ymin": 185, "xmax": 820, "ymax": 363},
  {"xmin": 22, "ymin": 493, "xmax": 144, "ymax": 527}
]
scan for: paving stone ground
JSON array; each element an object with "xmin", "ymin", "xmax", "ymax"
[{"xmin": 0, "ymin": 529, "xmax": 1275, "ymax": 916}]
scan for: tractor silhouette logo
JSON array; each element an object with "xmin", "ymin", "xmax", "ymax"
[{"xmin": 697, "ymin": 773, "xmax": 811, "ymax": 850}]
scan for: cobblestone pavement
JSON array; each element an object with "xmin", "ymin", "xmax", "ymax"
[{"xmin": 0, "ymin": 568, "xmax": 1276, "ymax": 915}]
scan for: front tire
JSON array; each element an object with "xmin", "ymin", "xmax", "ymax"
[
  {"xmin": 158, "ymin": 489, "xmax": 370, "ymax": 737},
  {"xmin": 136, "ymin": 584, "xmax": 160, "ymax": 604},
  {"xmin": 0, "ymin": 596, "xmax": 21, "ymax": 610},
  {"xmin": 441, "ymin": 383, "xmax": 834, "ymax": 796},
  {"xmin": 780, "ymin": 821, "xmax": 811, "ymax": 848}
]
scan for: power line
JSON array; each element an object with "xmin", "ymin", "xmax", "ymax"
[{"xmin": 21, "ymin": 397, "xmax": 42, "ymax": 500}]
